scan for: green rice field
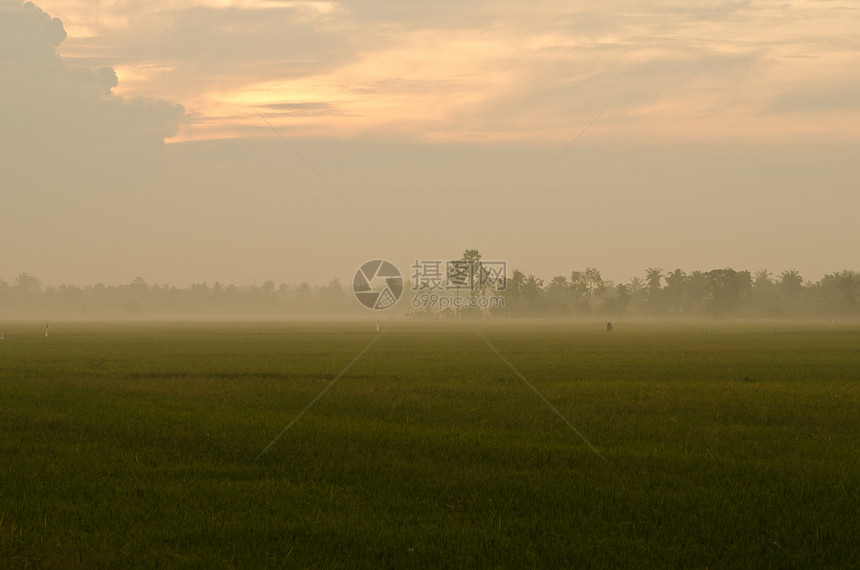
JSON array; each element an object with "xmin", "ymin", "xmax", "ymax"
[{"xmin": 1, "ymin": 320, "xmax": 858, "ymax": 568}]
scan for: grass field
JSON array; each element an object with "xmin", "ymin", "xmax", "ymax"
[{"xmin": 0, "ymin": 320, "xmax": 858, "ymax": 568}]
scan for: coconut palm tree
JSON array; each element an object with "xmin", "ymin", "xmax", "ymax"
[
  {"xmin": 628, "ymin": 276, "xmax": 645, "ymax": 296},
  {"xmin": 644, "ymin": 267, "xmax": 665, "ymax": 314},
  {"xmin": 778, "ymin": 269, "xmax": 803, "ymax": 299},
  {"xmin": 522, "ymin": 275, "xmax": 545, "ymax": 308},
  {"xmin": 645, "ymin": 267, "xmax": 664, "ymax": 294},
  {"xmin": 753, "ymin": 269, "xmax": 773, "ymax": 289}
]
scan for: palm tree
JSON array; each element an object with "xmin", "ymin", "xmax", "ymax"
[
  {"xmin": 753, "ymin": 269, "xmax": 773, "ymax": 289},
  {"xmin": 778, "ymin": 270, "xmax": 803, "ymax": 300},
  {"xmin": 644, "ymin": 267, "xmax": 664, "ymax": 314},
  {"xmin": 522, "ymin": 275, "xmax": 545, "ymax": 306},
  {"xmin": 506, "ymin": 269, "xmax": 526, "ymax": 309},
  {"xmin": 645, "ymin": 267, "xmax": 664, "ymax": 294},
  {"xmin": 628, "ymin": 276, "xmax": 645, "ymax": 296}
]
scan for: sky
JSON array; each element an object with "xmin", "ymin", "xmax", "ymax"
[{"xmin": 1, "ymin": 0, "xmax": 858, "ymax": 288}]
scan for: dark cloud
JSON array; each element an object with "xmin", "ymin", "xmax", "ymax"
[
  {"xmin": 0, "ymin": 1, "xmax": 185, "ymax": 155},
  {"xmin": 0, "ymin": 0, "xmax": 65, "ymax": 59},
  {"xmin": 259, "ymin": 102, "xmax": 345, "ymax": 116}
]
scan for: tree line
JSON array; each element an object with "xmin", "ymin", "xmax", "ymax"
[
  {"xmin": 0, "ymin": 275, "xmax": 357, "ymax": 317},
  {"xmin": 1, "ymin": 261, "xmax": 858, "ymax": 318},
  {"xmin": 418, "ymin": 250, "xmax": 859, "ymax": 319},
  {"xmin": 496, "ymin": 266, "xmax": 859, "ymax": 319}
]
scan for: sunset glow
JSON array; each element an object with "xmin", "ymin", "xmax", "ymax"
[{"xmin": 33, "ymin": 0, "xmax": 860, "ymax": 144}]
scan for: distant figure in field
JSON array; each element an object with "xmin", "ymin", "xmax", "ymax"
[
  {"xmin": 44, "ymin": 323, "xmax": 50, "ymax": 338},
  {"xmin": 606, "ymin": 321, "xmax": 613, "ymax": 333}
]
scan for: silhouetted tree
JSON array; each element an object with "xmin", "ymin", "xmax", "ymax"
[
  {"xmin": 753, "ymin": 269, "xmax": 773, "ymax": 289},
  {"xmin": 645, "ymin": 267, "xmax": 663, "ymax": 293},
  {"xmin": 684, "ymin": 271, "xmax": 708, "ymax": 315},
  {"xmin": 603, "ymin": 283, "xmax": 631, "ymax": 316},
  {"xmin": 296, "ymin": 282, "xmax": 312, "ymax": 301},
  {"xmin": 644, "ymin": 267, "xmax": 665, "ymax": 314},
  {"xmin": 836, "ymin": 270, "xmax": 859, "ymax": 310},
  {"xmin": 569, "ymin": 267, "xmax": 604, "ymax": 314},
  {"xmin": 521, "ymin": 274, "xmax": 545, "ymax": 314},
  {"xmin": 704, "ymin": 269, "xmax": 751, "ymax": 316},
  {"xmin": 625, "ymin": 276, "xmax": 645, "ymax": 313},
  {"xmin": 568, "ymin": 270, "xmax": 590, "ymax": 311},
  {"xmin": 779, "ymin": 270, "xmax": 803, "ymax": 299},
  {"xmin": 461, "ymin": 249, "xmax": 482, "ymax": 293},
  {"xmin": 318, "ymin": 279, "xmax": 348, "ymax": 310},
  {"xmin": 751, "ymin": 269, "xmax": 782, "ymax": 317},
  {"xmin": 506, "ymin": 269, "xmax": 525, "ymax": 311},
  {"xmin": 547, "ymin": 276, "xmax": 570, "ymax": 314},
  {"xmin": 664, "ymin": 269, "xmax": 685, "ymax": 314},
  {"xmin": 15, "ymin": 273, "xmax": 41, "ymax": 294}
]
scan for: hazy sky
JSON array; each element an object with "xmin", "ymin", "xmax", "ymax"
[{"xmin": 2, "ymin": 0, "xmax": 858, "ymax": 287}]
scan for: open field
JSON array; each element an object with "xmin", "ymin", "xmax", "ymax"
[{"xmin": 1, "ymin": 320, "xmax": 858, "ymax": 568}]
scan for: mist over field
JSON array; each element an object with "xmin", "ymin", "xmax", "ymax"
[{"xmin": 1, "ymin": 259, "xmax": 859, "ymax": 319}]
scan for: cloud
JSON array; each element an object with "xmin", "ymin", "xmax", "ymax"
[
  {"xmin": 0, "ymin": 1, "xmax": 184, "ymax": 155},
  {"xmin": 0, "ymin": 0, "xmax": 66, "ymax": 59},
  {"xmin": 258, "ymin": 101, "xmax": 344, "ymax": 116},
  {"xmin": 28, "ymin": 0, "xmax": 860, "ymax": 143}
]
